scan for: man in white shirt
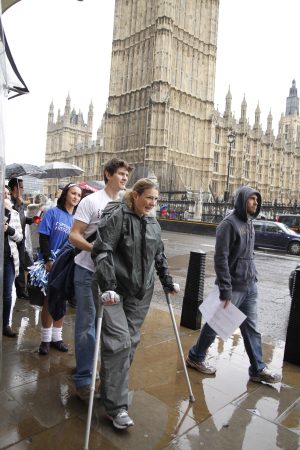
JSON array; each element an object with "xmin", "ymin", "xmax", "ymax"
[{"xmin": 69, "ymin": 158, "xmax": 132, "ymax": 400}]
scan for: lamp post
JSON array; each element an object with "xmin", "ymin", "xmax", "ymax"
[{"xmin": 224, "ymin": 130, "xmax": 235, "ymax": 202}]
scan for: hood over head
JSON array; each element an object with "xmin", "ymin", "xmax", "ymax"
[{"xmin": 234, "ymin": 186, "xmax": 261, "ymax": 221}]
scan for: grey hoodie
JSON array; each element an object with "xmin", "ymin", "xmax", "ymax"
[{"xmin": 214, "ymin": 186, "xmax": 261, "ymax": 300}]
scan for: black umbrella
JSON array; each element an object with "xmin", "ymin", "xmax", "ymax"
[{"xmin": 5, "ymin": 162, "xmax": 44, "ymax": 179}]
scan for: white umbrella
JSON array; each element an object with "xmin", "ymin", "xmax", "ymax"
[
  {"xmin": 34, "ymin": 161, "xmax": 84, "ymax": 178},
  {"xmin": 31, "ymin": 161, "xmax": 84, "ymax": 189}
]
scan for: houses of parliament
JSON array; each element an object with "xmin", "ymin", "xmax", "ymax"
[{"xmin": 45, "ymin": 0, "xmax": 300, "ymax": 204}]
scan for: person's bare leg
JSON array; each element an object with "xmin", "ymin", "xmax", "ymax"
[
  {"xmin": 39, "ymin": 298, "xmax": 53, "ymax": 355},
  {"xmin": 41, "ymin": 298, "xmax": 53, "ymax": 328}
]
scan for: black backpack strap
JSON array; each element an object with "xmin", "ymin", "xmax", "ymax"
[
  {"xmin": 74, "ymin": 231, "xmax": 97, "ymax": 256},
  {"xmin": 86, "ymin": 231, "xmax": 97, "ymax": 243}
]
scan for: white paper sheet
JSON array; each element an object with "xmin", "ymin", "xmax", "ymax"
[{"xmin": 199, "ymin": 286, "xmax": 246, "ymax": 341}]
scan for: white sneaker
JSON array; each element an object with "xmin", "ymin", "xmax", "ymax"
[
  {"xmin": 107, "ymin": 409, "xmax": 134, "ymax": 429},
  {"xmin": 186, "ymin": 356, "xmax": 216, "ymax": 375},
  {"xmin": 250, "ymin": 367, "xmax": 281, "ymax": 384}
]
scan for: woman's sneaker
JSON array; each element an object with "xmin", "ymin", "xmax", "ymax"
[
  {"xmin": 186, "ymin": 356, "xmax": 216, "ymax": 375},
  {"xmin": 107, "ymin": 409, "xmax": 134, "ymax": 429},
  {"xmin": 38, "ymin": 341, "xmax": 50, "ymax": 355},
  {"xmin": 250, "ymin": 367, "xmax": 281, "ymax": 384},
  {"xmin": 50, "ymin": 340, "xmax": 68, "ymax": 352}
]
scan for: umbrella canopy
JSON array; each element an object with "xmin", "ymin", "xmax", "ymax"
[
  {"xmin": 87, "ymin": 180, "xmax": 105, "ymax": 190},
  {"xmin": 5, "ymin": 162, "xmax": 44, "ymax": 179},
  {"xmin": 32, "ymin": 161, "xmax": 84, "ymax": 179},
  {"xmin": 79, "ymin": 181, "xmax": 99, "ymax": 193}
]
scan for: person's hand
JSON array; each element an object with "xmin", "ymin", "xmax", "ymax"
[
  {"xmin": 4, "ymin": 223, "xmax": 8, "ymax": 233},
  {"xmin": 16, "ymin": 196, "xmax": 23, "ymax": 206},
  {"xmin": 222, "ymin": 299, "xmax": 231, "ymax": 309},
  {"xmin": 161, "ymin": 274, "xmax": 180, "ymax": 294},
  {"xmin": 101, "ymin": 290, "xmax": 120, "ymax": 305},
  {"xmin": 45, "ymin": 260, "xmax": 53, "ymax": 272},
  {"xmin": 164, "ymin": 282, "xmax": 180, "ymax": 295},
  {"xmin": 170, "ymin": 283, "xmax": 180, "ymax": 295}
]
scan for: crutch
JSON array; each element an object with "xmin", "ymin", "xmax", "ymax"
[
  {"xmin": 83, "ymin": 301, "xmax": 104, "ymax": 450},
  {"xmin": 165, "ymin": 292, "xmax": 195, "ymax": 402}
]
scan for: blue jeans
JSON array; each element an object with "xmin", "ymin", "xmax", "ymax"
[
  {"xmin": 3, "ymin": 257, "xmax": 15, "ymax": 328},
  {"xmin": 73, "ymin": 265, "xmax": 98, "ymax": 388},
  {"xmin": 189, "ymin": 282, "xmax": 266, "ymax": 376}
]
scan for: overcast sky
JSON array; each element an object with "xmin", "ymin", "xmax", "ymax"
[{"xmin": 2, "ymin": 0, "xmax": 300, "ymax": 166}]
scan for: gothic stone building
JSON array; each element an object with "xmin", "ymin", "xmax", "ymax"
[
  {"xmin": 45, "ymin": 94, "xmax": 99, "ymax": 196},
  {"xmin": 45, "ymin": 0, "xmax": 300, "ymax": 205},
  {"xmin": 211, "ymin": 79, "xmax": 300, "ymax": 203}
]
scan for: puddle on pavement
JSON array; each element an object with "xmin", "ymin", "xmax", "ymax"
[
  {"xmin": 2, "ymin": 292, "xmax": 300, "ymax": 449},
  {"xmin": 16, "ymin": 317, "xmax": 30, "ymax": 349},
  {"xmin": 278, "ymin": 400, "xmax": 300, "ymax": 435}
]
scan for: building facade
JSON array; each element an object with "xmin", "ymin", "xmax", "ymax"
[
  {"xmin": 102, "ymin": 0, "xmax": 219, "ymax": 192},
  {"xmin": 211, "ymin": 80, "xmax": 300, "ymax": 203},
  {"xmin": 45, "ymin": 1, "xmax": 300, "ymax": 205},
  {"xmin": 44, "ymin": 94, "xmax": 103, "ymax": 196}
]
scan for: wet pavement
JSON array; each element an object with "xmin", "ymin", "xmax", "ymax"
[
  {"xmin": 1, "ymin": 296, "xmax": 300, "ymax": 450},
  {"xmin": 1, "ymin": 230, "xmax": 300, "ymax": 449},
  {"xmin": 157, "ymin": 231, "xmax": 297, "ymax": 342}
]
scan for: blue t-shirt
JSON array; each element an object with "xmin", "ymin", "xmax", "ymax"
[{"xmin": 38, "ymin": 206, "xmax": 74, "ymax": 257}]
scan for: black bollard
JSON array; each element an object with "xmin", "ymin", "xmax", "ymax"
[
  {"xmin": 180, "ymin": 251, "xmax": 206, "ymax": 330},
  {"xmin": 284, "ymin": 268, "xmax": 300, "ymax": 365}
]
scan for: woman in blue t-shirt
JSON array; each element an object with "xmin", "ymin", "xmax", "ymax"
[{"xmin": 38, "ymin": 183, "xmax": 82, "ymax": 355}]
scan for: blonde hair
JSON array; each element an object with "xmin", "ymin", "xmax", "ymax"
[{"xmin": 124, "ymin": 178, "xmax": 159, "ymax": 210}]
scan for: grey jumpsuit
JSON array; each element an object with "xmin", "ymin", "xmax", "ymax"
[{"xmin": 92, "ymin": 201, "xmax": 170, "ymax": 416}]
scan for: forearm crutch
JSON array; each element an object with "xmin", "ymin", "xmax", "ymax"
[
  {"xmin": 165, "ymin": 292, "xmax": 195, "ymax": 402},
  {"xmin": 83, "ymin": 301, "xmax": 104, "ymax": 450}
]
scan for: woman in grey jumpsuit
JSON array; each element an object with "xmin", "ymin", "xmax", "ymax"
[{"xmin": 92, "ymin": 178, "xmax": 179, "ymax": 429}]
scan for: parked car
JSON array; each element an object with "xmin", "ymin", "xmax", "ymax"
[
  {"xmin": 289, "ymin": 262, "xmax": 300, "ymax": 297},
  {"xmin": 276, "ymin": 214, "xmax": 300, "ymax": 234},
  {"xmin": 253, "ymin": 219, "xmax": 300, "ymax": 255}
]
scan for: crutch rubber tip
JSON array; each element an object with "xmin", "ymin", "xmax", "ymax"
[{"xmin": 189, "ymin": 395, "xmax": 196, "ymax": 403}]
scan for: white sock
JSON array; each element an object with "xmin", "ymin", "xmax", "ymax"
[
  {"xmin": 41, "ymin": 326, "xmax": 52, "ymax": 343},
  {"xmin": 52, "ymin": 326, "xmax": 63, "ymax": 342}
]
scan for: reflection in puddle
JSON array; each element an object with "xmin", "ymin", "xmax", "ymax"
[
  {"xmin": 17, "ymin": 317, "xmax": 30, "ymax": 349},
  {"xmin": 59, "ymin": 383, "xmax": 72, "ymax": 419},
  {"xmin": 34, "ymin": 307, "xmax": 41, "ymax": 326}
]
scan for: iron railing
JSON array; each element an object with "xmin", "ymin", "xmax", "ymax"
[{"xmin": 157, "ymin": 199, "xmax": 300, "ymax": 224}]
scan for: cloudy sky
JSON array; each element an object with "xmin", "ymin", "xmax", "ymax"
[{"xmin": 2, "ymin": 0, "xmax": 300, "ymax": 166}]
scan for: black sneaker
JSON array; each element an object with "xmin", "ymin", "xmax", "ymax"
[
  {"xmin": 50, "ymin": 340, "xmax": 68, "ymax": 352},
  {"xmin": 38, "ymin": 341, "xmax": 50, "ymax": 355},
  {"xmin": 3, "ymin": 326, "xmax": 17, "ymax": 337},
  {"xmin": 107, "ymin": 409, "xmax": 134, "ymax": 429}
]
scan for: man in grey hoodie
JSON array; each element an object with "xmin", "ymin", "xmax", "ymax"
[{"xmin": 186, "ymin": 186, "xmax": 281, "ymax": 384}]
